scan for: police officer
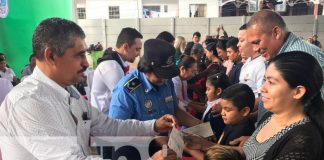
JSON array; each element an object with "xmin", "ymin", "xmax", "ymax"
[{"xmin": 109, "ymin": 39, "xmax": 200, "ymax": 127}]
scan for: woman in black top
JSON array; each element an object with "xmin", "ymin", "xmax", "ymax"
[{"xmin": 243, "ymin": 51, "xmax": 324, "ymax": 160}]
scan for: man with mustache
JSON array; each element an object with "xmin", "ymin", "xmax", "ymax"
[{"xmin": 0, "ymin": 18, "xmax": 177, "ymax": 160}]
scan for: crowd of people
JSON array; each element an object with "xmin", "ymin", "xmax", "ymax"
[{"xmin": 0, "ymin": 9, "xmax": 323, "ymax": 160}]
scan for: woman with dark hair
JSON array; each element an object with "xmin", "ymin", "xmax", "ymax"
[
  {"xmin": 216, "ymin": 39, "xmax": 233, "ymax": 76},
  {"xmin": 205, "ymin": 42, "xmax": 226, "ymax": 76},
  {"xmin": 243, "ymin": 51, "xmax": 324, "ymax": 159},
  {"xmin": 172, "ymin": 55, "xmax": 205, "ymax": 113}
]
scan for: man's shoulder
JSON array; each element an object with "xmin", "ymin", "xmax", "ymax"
[
  {"xmin": 248, "ymin": 56, "xmax": 265, "ymax": 68},
  {"xmin": 6, "ymin": 78, "xmax": 46, "ymax": 104},
  {"xmin": 96, "ymin": 60, "xmax": 122, "ymax": 71},
  {"xmin": 286, "ymin": 34, "xmax": 323, "ymax": 54}
]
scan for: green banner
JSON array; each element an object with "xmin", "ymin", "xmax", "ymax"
[{"xmin": 0, "ymin": 0, "xmax": 73, "ymax": 78}]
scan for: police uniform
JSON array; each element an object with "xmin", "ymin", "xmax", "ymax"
[{"xmin": 109, "ymin": 70, "xmax": 178, "ymax": 121}]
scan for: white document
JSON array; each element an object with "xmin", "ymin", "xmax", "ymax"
[
  {"xmin": 182, "ymin": 122, "xmax": 214, "ymax": 138},
  {"xmin": 168, "ymin": 127, "xmax": 184, "ymax": 158}
]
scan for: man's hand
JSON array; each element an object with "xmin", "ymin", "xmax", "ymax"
[
  {"xmin": 154, "ymin": 114, "xmax": 177, "ymax": 133},
  {"xmin": 229, "ymin": 136, "xmax": 250, "ymax": 147},
  {"xmin": 151, "ymin": 149, "xmax": 178, "ymax": 160}
]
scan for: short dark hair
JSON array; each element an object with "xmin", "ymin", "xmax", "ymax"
[
  {"xmin": 239, "ymin": 23, "xmax": 247, "ymax": 30},
  {"xmin": 137, "ymin": 57, "xmax": 153, "ymax": 73},
  {"xmin": 156, "ymin": 31, "xmax": 175, "ymax": 44},
  {"xmin": 206, "ymin": 42, "xmax": 218, "ymax": 56},
  {"xmin": 0, "ymin": 53, "xmax": 5, "ymax": 60},
  {"xmin": 29, "ymin": 54, "xmax": 36, "ymax": 62},
  {"xmin": 226, "ymin": 37, "xmax": 239, "ymax": 52},
  {"xmin": 221, "ymin": 83, "xmax": 255, "ymax": 111},
  {"xmin": 207, "ymin": 73, "xmax": 231, "ymax": 91},
  {"xmin": 32, "ymin": 18, "xmax": 85, "ymax": 60},
  {"xmin": 116, "ymin": 27, "xmax": 143, "ymax": 48},
  {"xmin": 190, "ymin": 43, "xmax": 204, "ymax": 56},
  {"xmin": 178, "ymin": 55, "xmax": 196, "ymax": 69},
  {"xmin": 247, "ymin": 10, "xmax": 287, "ymax": 33},
  {"xmin": 193, "ymin": 32, "xmax": 201, "ymax": 38},
  {"xmin": 216, "ymin": 39, "xmax": 227, "ymax": 51},
  {"xmin": 0, "ymin": 56, "xmax": 4, "ymax": 62}
]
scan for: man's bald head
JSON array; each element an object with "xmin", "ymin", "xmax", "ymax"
[{"xmin": 247, "ymin": 10, "xmax": 287, "ymax": 33}]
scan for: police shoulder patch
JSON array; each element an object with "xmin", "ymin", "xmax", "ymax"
[{"xmin": 124, "ymin": 77, "xmax": 142, "ymax": 92}]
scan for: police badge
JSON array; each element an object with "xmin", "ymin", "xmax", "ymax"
[{"xmin": 144, "ymin": 99, "xmax": 155, "ymax": 114}]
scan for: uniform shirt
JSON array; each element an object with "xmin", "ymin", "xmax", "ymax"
[
  {"xmin": 0, "ymin": 67, "xmax": 15, "ymax": 82},
  {"xmin": 0, "ymin": 67, "xmax": 156, "ymax": 160},
  {"xmin": 109, "ymin": 70, "xmax": 178, "ymax": 121},
  {"xmin": 239, "ymin": 56, "xmax": 266, "ymax": 97},
  {"xmin": 258, "ymin": 32, "xmax": 324, "ymax": 123},
  {"xmin": 91, "ymin": 54, "xmax": 129, "ymax": 114}
]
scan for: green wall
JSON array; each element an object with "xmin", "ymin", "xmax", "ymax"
[{"xmin": 0, "ymin": 0, "xmax": 73, "ymax": 77}]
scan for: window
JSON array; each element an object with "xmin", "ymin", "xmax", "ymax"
[
  {"xmin": 189, "ymin": 4, "xmax": 207, "ymax": 17},
  {"xmin": 164, "ymin": 5, "xmax": 168, "ymax": 13},
  {"xmin": 109, "ymin": 6, "xmax": 120, "ymax": 19},
  {"xmin": 77, "ymin": 8, "xmax": 86, "ymax": 19},
  {"xmin": 143, "ymin": 6, "xmax": 161, "ymax": 18},
  {"xmin": 143, "ymin": 6, "xmax": 160, "ymax": 12},
  {"xmin": 221, "ymin": 3, "xmax": 236, "ymax": 16}
]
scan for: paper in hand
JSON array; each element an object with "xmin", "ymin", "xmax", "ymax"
[
  {"xmin": 168, "ymin": 126, "xmax": 184, "ymax": 158},
  {"xmin": 182, "ymin": 122, "xmax": 214, "ymax": 138}
]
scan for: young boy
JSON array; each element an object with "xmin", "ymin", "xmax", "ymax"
[
  {"xmin": 226, "ymin": 37, "xmax": 243, "ymax": 84},
  {"xmin": 183, "ymin": 83, "xmax": 255, "ymax": 160},
  {"xmin": 218, "ymin": 83, "xmax": 255, "ymax": 145}
]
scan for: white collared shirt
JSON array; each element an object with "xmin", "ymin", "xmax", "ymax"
[
  {"xmin": 91, "ymin": 53, "xmax": 128, "ymax": 114},
  {"xmin": 202, "ymin": 99, "xmax": 220, "ymax": 121},
  {"xmin": 0, "ymin": 66, "xmax": 156, "ymax": 160},
  {"xmin": 239, "ymin": 56, "xmax": 266, "ymax": 97}
]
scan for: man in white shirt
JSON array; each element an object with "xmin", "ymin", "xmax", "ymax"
[
  {"xmin": 237, "ymin": 24, "xmax": 266, "ymax": 99},
  {"xmin": 0, "ymin": 18, "xmax": 177, "ymax": 160},
  {"xmin": 91, "ymin": 28, "xmax": 142, "ymax": 114}
]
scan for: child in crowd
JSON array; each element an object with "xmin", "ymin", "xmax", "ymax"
[
  {"xmin": 172, "ymin": 55, "xmax": 205, "ymax": 113},
  {"xmin": 187, "ymin": 44, "xmax": 207, "ymax": 119},
  {"xmin": 183, "ymin": 83, "xmax": 255, "ymax": 160},
  {"xmin": 203, "ymin": 73, "xmax": 231, "ymax": 140},
  {"xmin": 226, "ymin": 37, "xmax": 243, "ymax": 84},
  {"xmin": 205, "ymin": 42, "xmax": 226, "ymax": 76},
  {"xmin": 218, "ymin": 83, "xmax": 255, "ymax": 145},
  {"xmin": 204, "ymin": 145, "xmax": 244, "ymax": 160},
  {"xmin": 216, "ymin": 39, "xmax": 233, "ymax": 76}
]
